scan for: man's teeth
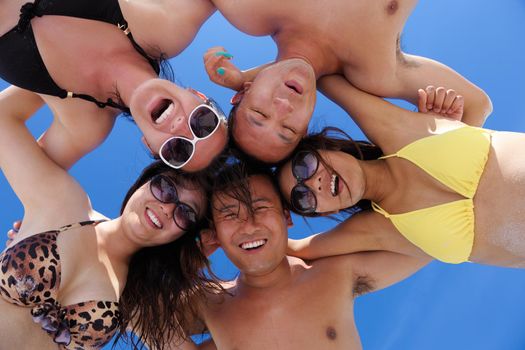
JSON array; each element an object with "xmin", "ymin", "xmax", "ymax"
[
  {"xmin": 240, "ymin": 239, "xmax": 267, "ymax": 250},
  {"xmin": 146, "ymin": 209, "xmax": 162, "ymax": 228},
  {"xmin": 155, "ymin": 102, "xmax": 174, "ymax": 124},
  {"xmin": 330, "ymin": 174, "xmax": 338, "ymax": 196}
]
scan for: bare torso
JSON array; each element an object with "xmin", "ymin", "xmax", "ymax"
[
  {"xmin": 201, "ymin": 256, "xmax": 362, "ymax": 350},
  {"xmin": 213, "ymin": 0, "xmax": 418, "ymax": 93},
  {"xmin": 471, "ymin": 131, "xmax": 525, "ymax": 267},
  {"xmin": 373, "ymin": 117, "xmax": 525, "ymax": 267},
  {"xmin": 0, "ymin": 298, "xmax": 60, "ymax": 349}
]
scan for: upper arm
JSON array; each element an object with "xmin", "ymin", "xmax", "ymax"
[
  {"xmin": 37, "ymin": 98, "xmax": 116, "ymax": 170},
  {"xmin": 393, "ymin": 54, "xmax": 492, "ymax": 126},
  {"xmin": 347, "ymin": 251, "xmax": 431, "ymax": 295},
  {"xmin": 0, "ymin": 86, "xmax": 44, "ymax": 121},
  {"xmin": 318, "ymin": 74, "xmax": 418, "ymax": 151},
  {"xmin": 0, "ymin": 87, "xmax": 83, "ymax": 210}
]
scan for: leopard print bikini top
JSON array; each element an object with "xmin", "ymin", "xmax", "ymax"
[{"xmin": 0, "ymin": 220, "xmax": 120, "ymax": 349}]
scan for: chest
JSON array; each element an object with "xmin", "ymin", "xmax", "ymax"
[
  {"xmin": 30, "ymin": 15, "xmax": 135, "ymax": 91},
  {"xmin": 204, "ymin": 276, "xmax": 358, "ymax": 349}
]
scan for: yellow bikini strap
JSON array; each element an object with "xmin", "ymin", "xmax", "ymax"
[
  {"xmin": 371, "ymin": 202, "xmax": 391, "ymax": 218},
  {"xmin": 378, "ymin": 153, "xmax": 397, "ymax": 160}
]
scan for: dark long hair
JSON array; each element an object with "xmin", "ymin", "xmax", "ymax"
[
  {"xmin": 277, "ymin": 126, "xmax": 383, "ymax": 217},
  {"xmin": 114, "ymin": 161, "xmax": 221, "ymax": 349}
]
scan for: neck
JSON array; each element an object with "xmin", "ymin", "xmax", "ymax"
[
  {"xmin": 238, "ymin": 256, "xmax": 295, "ymax": 291},
  {"xmin": 274, "ymin": 32, "xmax": 341, "ymax": 78},
  {"xmin": 98, "ymin": 51, "xmax": 157, "ymax": 106},
  {"xmin": 96, "ymin": 218, "xmax": 142, "ymax": 265},
  {"xmin": 360, "ymin": 159, "xmax": 396, "ymax": 203}
]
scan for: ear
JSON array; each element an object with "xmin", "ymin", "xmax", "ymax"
[
  {"xmin": 284, "ymin": 209, "xmax": 294, "ymax": 228},
  {"xmin": 141, "ymin": 136, "xmax": 155, "ymax": 155},
  {"xmin": 230, "ymin": 82, "xmax": 252, "ymax": 105},
  {"xmin": 230, "ymin": 90, "xmax": 245, "ymax": 106},
  {"xmin": 187, "ymin": 87, "xmax": 208, "ymax": 102},
  {"xmin": 198, "ymin": 228, "xmax": 221, "ymax": 257}
]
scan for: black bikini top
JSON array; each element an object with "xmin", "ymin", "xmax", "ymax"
[{"xmin": 0, "ymin": 0, "xmax": 161, "ymax": 113}]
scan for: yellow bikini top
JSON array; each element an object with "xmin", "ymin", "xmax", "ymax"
[{"xmin": 371, "ymin": 126, "xmax": 492, "ymax": 263}]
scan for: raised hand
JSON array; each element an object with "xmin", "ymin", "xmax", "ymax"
[
  {"xmin": 203, "ymin": 46, "xmax": 246, "ymax": 91},
  {"xmin": 417, "ymin": 85, "xmax": 464, "ymax": 120}
]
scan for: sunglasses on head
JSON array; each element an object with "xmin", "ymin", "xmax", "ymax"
[
  {"xmin": 159, "ymin": 98, "xmax": 226, "ymax": 169},
  {"xmin": 149, "ymin": 174, "xmax": 199, "ymax": 230},
  {"xmin": 290, "ymin": 151, "xmax": 320, "ymax": 214}
]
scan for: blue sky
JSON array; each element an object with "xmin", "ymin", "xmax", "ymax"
[{"xmin": 1, "ymin": 1, "xmax": 525, "ymax": 349}]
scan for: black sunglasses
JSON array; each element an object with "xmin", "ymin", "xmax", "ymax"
[
  {"xmin": 159, "ymin": 98, "xmax": 226, "ymax": 169},
  {"xmin": 149, "ymin": 174, "xmax": 198, "ymax": 230},
  {"xmin": 290, "ymin": 151, "xmax": 319, "ymax": 214}
]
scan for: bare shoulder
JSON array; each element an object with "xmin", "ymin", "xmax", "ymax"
[{"xmin": 213, "ymin": 0, "xmax": 280, "ymax": 36}]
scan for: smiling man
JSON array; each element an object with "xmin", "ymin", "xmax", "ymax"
[{"xmin": 184, "ymin": 163, "xmax": 429, "ymax": 349}]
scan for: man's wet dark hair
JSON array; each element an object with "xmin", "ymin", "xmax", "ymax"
[{"xmin": 210, "ymin": 159, "xmax": 285, "ymax": 219}]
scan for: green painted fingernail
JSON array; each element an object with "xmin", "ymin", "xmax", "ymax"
[
  {"xmin": 215, "ymin": 51, "xmax": 233, "ymax": 59},
  {"xmin": 217, "ymin": 67, "xmax": 225, "ymax": 76}
]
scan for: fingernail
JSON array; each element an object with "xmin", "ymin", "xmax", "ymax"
[
  {"xmin": 217, "ymin": 67, "xmax": 225, "ymax": 76},
  {"xmin": 214, "ymin": 51, "xmax": 233, "ymax": 59}
]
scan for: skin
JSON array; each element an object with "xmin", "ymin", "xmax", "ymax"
[
  {"xmin": 0, "ymin": 0, "xmax": 224, "ymax": 171},
  {"xmin": 0, "ymin": 89, "xmax": 206, "ymax": 348},
  {"xmin": 204, "ymin": 0, "xmax": 492, "ymax": 162},
  {"xmin": 183, "ymin": 175, "xmax": 428, "ymax": 350},
  {"xmin": 279, "ymin": 76, "xmax": 525, "ymax": 268}
]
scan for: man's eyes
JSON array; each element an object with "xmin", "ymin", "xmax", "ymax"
[{"xmin": 254, "ymin": 206, "xmax": 270, "ymax": 211}]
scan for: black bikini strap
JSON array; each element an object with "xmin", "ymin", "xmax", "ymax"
[
  {"xmin": 57, "ymin": 219, "xmax": 107, "ymax": 233},
  {"xmin": 64, "ymin": 91, "xmax": 131, "ymax": 114},
  {"xmin": 117, "ymin": 21, "xmax": 161, "ymax": 75},
  {"xmin": 17, "ymin": 0, "xmax": 44, "ymax": 32}
]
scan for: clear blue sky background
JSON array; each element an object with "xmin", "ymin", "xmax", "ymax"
[{"xmin": 1, "ymin": 1, "xmax": 525, "ymax": 349}]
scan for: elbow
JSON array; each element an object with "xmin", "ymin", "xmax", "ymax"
[
  {"xmin": 478, "ymin": 88, "xmax": 493, "ymax": 122},
  {"xmin": 464, "ymin": 87, "xmax": 493, "ymax": 127}
]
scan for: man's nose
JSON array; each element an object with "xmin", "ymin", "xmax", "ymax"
[{"xmin": 273, "ymin": 97, "xmax": 293, "ymax": 116}]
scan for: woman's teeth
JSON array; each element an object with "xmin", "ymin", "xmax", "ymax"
[
  {"xmin": 330, "ymin": 174, "xmax": 339, "ymax": 197},
  {"xmin": 155, "ymin": 102, "xmax": 174, "ymax": 124},
  {"xmin": 151, "ymin": 99, "xmax": 174, "ymax": 124},
  {"xmin": 146, "ymin": 209, "xmax": 162, "ymax": 228},
  {"xmin": 240, "ymin": 239, "xmax": 267, "ymax": 250}
]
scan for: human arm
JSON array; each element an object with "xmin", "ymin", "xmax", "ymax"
[
  {"xmin": 36, "ymin": 97, "xmax": 116, "ymax": 170},
  {"xmin": 318, "ymin": 74, "xmax": 473, "ymax": 153},
  {"xmin": 391, "ymin": 54, "xmax": 492, "ymax": 126},
  {"xmin": 288, "ymin": 211, "xmax": 427, "ymax": 261},
  {"xmin": 203, "ymin": 46, "xmax": 271, "ymax": 91},
  {"xmin": 0, "ymin": 86, "xmax": 86, "ymax": 214},
  {"xmin": 347, "ymin": 250, "xmax": 431, "ymax": 294},
  {"xmin": 417, "ymin": 85, "xmax": 464, "ymax": 120}
]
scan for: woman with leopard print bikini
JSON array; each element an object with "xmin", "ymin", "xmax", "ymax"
[{"xmin": 0, "ymin": 88, "xmax": 220, "ymax": 349}]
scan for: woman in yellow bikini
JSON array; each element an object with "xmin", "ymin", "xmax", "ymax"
[{"xmin": 278, "ymin": 75, "xmax": 525, "ymax": 268}]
